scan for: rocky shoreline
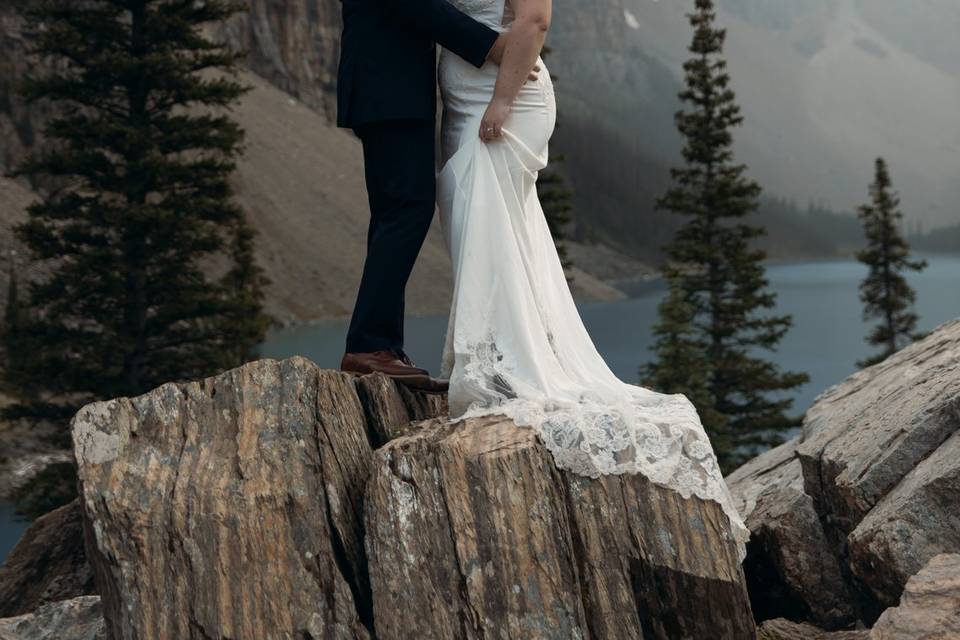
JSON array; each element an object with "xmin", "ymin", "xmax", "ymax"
[{"xmin": 1, "ymin": 320, "xmax": 959, "ymax": 638}]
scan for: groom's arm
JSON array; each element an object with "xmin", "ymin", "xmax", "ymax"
[{"xmin": 377, "ymin": 0, "xmax": 503, "ymax": 68}]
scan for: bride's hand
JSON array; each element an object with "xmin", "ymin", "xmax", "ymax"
[{"xmin": 480, "ymin": 98, "xmax": 511, "ymax": 142}]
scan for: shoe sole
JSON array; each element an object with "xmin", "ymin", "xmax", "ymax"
[{"xmin": 343, "ymin": 370, "xmax": 447, "ymax": 394}]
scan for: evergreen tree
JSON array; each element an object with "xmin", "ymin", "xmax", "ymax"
[
  {"xmin": 1, "ymin": 252, "xmax": 29, "ymax": 390},
  {"xmin": 648, "ymin": 0, "xmax": 808, "ymax": 470},
  {"xmin": 217, "ymin": 218, "xmax": 272, "ymax": 366},
  {"xmin": 6, "ymin": 0, "xmax": 269, "ymax": 422},
  {"xmin": 855, "ymin": 158, "xmax": 926, "ymax": 368},
  {"xmin": 3, "ymin": 252, "xmax": 22, "ymax": 338},
  {"xmin": 536, "ymin": 45, "xmax": 574, "ymax": 273},
  {"xmin": 641, "ymin": 281, "xmax": 727, "ymax": 442}
]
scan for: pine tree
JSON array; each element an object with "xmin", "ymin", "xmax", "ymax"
[
  {"xmin": 536, "ymin": 45, "xmax": 574, "ymax": 273},
  {"xmin": 648, "ymin": 0, "xmax": 808, "ymax": 471},
  {"xmin": 1, "ymin": 252, "xmax": 28, "ymax": 390},
  {"xmin": 3, "ymin": 253, "xmax": 22, "ymax": 337},
  {"xmin": 641, "ymin": 281, "xmax": 727, "ymax": 442},
  {"xmin": 217, "ymin": 218, "xmax": 272, "ymax": 366},
  {"xmin": 6, "ymin": 0, "xmax": 269, "ymax": 421},
  {"xmin": 855, "ymin": 158, "xmax": 926, "ymax": 368}
]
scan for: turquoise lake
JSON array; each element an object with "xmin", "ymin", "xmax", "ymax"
[{"xmin": 2, "ymin": 254, "xmax": 958, "ymax": 562}]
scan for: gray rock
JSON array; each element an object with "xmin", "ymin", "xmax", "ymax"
[
  {"xmin": 365, "ymin": 415, "xmax": 755, "ymax": 640},
  {"xmin": 728, "ymin": 439, "xmax": 857, "ymax": 628},
  {"xmin": 797, "ymin": 319, "xmax": 960, "ymax": 543},
  {"xmin": 0, "ymin": 500, "xmax": 95, "ymax": 617},
  {"xmin": 757, "ymin": 618, "xmax": 869, "ymax": 640},
  {"xmin": 869, "ymin": 554, "xmax": 960, "ymax": 640},
  {"xmin": 209, "ymin": 0, "xmax": 342, "ymax": 119},
  {"xmin": 0, "ymin": 596, "xmax": 106, "ymax": 640},
  {"xmin": 727, "ymin": 437, "xmax": 805, "ymax": 520},
  {"xmin": 848, "ymin": 432, "xmax": 960, "ymax": 607}
]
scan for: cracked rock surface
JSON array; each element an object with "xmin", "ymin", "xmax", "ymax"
[
  {"xmin": 0, "ymin": 500, "xmax": 95, "ymax": 618},
  {"xmin": 728, "ymin": 318, "xmax": 960, "ymax": 628},
  {"xmin": 73, "ymin": 358, "xmax": 376, "ymax": 640},
  {"xmin": 365, "ymin": 416, "xmax": 754, "ymax": 640},
  {"xmin": 69, "ymin": 357, "xmax": 754, "ymax": 639},
  {"xmin": 0, "ymin": 596, "xmax": 106, "ymax": 640}
]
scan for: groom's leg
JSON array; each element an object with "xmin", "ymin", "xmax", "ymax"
[{"xmin": 345, "ymin": 119, "xmax": 436, "ymax": 354}]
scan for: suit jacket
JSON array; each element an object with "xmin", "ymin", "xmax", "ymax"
[{"xmin": 337, "ymin": 0, "xmax": 499, "ymax": 129}]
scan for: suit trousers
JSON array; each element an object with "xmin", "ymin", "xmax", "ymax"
[{"xmin": 345, "ymin": 119, "xmax": 437, "ymax": 354}]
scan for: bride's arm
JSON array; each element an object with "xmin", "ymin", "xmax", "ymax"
[{"xmin": 479, "ymin": 0, "xmax": 552, "ymax": 141}]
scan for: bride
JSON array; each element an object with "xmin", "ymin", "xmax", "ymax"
[{"xmin": 436, "ymin": 0, "xmax": 750, "ymax": 554}]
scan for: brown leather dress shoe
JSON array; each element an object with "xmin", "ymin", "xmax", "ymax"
[{"xmin": 340, "ymin": 351, "xmax": 448, "ymax": 394}]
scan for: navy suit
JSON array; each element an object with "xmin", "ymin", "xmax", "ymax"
[{"xmin": 337, "ymin": 0, "xmax": 498, "ymax": 354}]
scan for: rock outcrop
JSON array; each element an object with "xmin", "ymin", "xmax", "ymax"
[
  {"xmin": 728, "ymin": 318, "xmax": 960, "ymax": 628},
  {"xmin": 869, "ymin": 554, "xmax": 960, "ymax": 640},
  {"xmin": 757, "ymin": 619, "xmax": 869, "ymax": 640},
  {"xmin": 797, "ymin": 319, "xmax": 960, "ymax": 548},
  {"xmin": 366, "ymin": 416, "xmax": 752, "ymax": 640},
  {"xmin": 846, "ymin": 432, "xmax": 960, "ymax": 607},
  {"xmin": 757, "ymin": 553, "xmax": 960, "ymax": 639},
  {"xmin": 73, "ymin": 358, "xmax": 376, "ymax": 639},
  {"xmin": 0, "ymin": 500, "xmax": 95, "ymax": 617},
  {"xmin": 757, "ymin": 618, "xmax": 870, "ymax": 640},
  {"xmin": 727, "ymin": 439, "xmax": 855, "ymax": 628},
  {"xmin": 10, "ymin": 321, "xmax": 960, "ymax": 637},
  {"xmin": 211, "ymin": 0, "xmax": 342, "ymax": 121},
  {"xmin": 66, "ymin": 356, "xmax": 754, "ymax": 639},
  {"xmin": 0, "ymin": 596, "xmax": 106, "ymax": 640}
]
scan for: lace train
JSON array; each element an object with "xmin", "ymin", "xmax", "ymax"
[{"xmin": 445, "ymin": 335, "xmax": 751, "ymax": 559}]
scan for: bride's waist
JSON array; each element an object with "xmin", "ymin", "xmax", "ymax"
[
  {"xmin": 439, "ymin": 50, "xmax": 497, "ymax": 81},
  {"xmin": 438, "ymin": 50, "xmax": 546, "ymax": 90}
]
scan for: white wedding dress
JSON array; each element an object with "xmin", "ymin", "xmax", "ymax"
[{"xmin": 436, "ymin": 0, "xmax": 749, "ymax": 558}]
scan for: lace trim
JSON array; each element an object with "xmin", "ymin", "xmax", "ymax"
[{"xmin": 447, "ymin": 336, "xmax": 751, "ymax": 560}]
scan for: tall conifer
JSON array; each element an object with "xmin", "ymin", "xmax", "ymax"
[
  {"xmin": 6, "ymin": 0, "xmax": 268, "ymax": 422},
  {"xmin": 856, "ymin": 158, "xmax": 926, "ymax": 368},
  {"xmin": 648, "ymin": 0, "xmax": 808, "ymax": 470},
  {"xmin": 1, "ymin": 253, "xmax": 28, "ymax": 389}
]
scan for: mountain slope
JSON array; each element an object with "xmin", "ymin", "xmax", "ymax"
[
  {"xmin": 0, "ymin": 69, "xmax": 625, "ymax": 325},
  {"xmin": 547, "ymin": 0, "xmax": 960, "ymax": 231}
]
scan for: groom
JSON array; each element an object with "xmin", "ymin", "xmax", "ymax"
[{"xmin": 336, "ymin": 0, "xmax": 507, "ymax": 391}]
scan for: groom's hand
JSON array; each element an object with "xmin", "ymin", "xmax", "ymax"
[
  {"xmin": 486, "ymin": 33, "xmax": 540, "ymax": 81},
  {"xmin": 485, "ymin": 33, "xmax": 507, "ymax": 65}
]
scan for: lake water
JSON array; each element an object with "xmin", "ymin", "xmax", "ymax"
[
  {"xmin": 261, "ymin": 254, "xmax": 960, "ymax": 415},
  {"xmin": 2, "ymin": 254, "xmax": 957, "ymax": 563},
  {"xmin": 0, "ymin": 502, "xmax": 29, "ymax": 563}
]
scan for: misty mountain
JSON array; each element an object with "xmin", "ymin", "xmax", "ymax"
[{"xmin": 546, "ymin": 0, "xmax": 960, "ymax": 252}]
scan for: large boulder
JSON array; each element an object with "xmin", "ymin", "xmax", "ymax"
[
  {"xmin": 365, "ymin": 415, "xmax": 755, "ymax": 640},
  {"xmin": 0, "ymin": 596, "xmax": 106, "ymax": 640},
  {"xmin": 66, "ymin": 357, "xmax": 754, "ymax": 639},
  {"xmin": 847, "ymin": 431, "xmax": 960, "ymax": 606},
  {"xmin": 797, "ymin": 319, "xmax": 960, "ymax": 615},
  {"xmin": 797, "ymin": 319, "xmax": 960, "ymax": 544},
  {"xmin": 729, "ymin": 319, "xmax": 960, "ymax": 627},
  {"xmin": 869, "ymin": 554, "xmax": 960, "ymax": 640},
  {"xmin": 727, "ymin": 439, "xmax": 856, "ymax": 628},
  {"xmin": 72, "ymin": 357, "xmax": 375, "ymax": 640},
  {"xmin": 0, "ymin": 500, "xmax": 95, "ymax": 617}
]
